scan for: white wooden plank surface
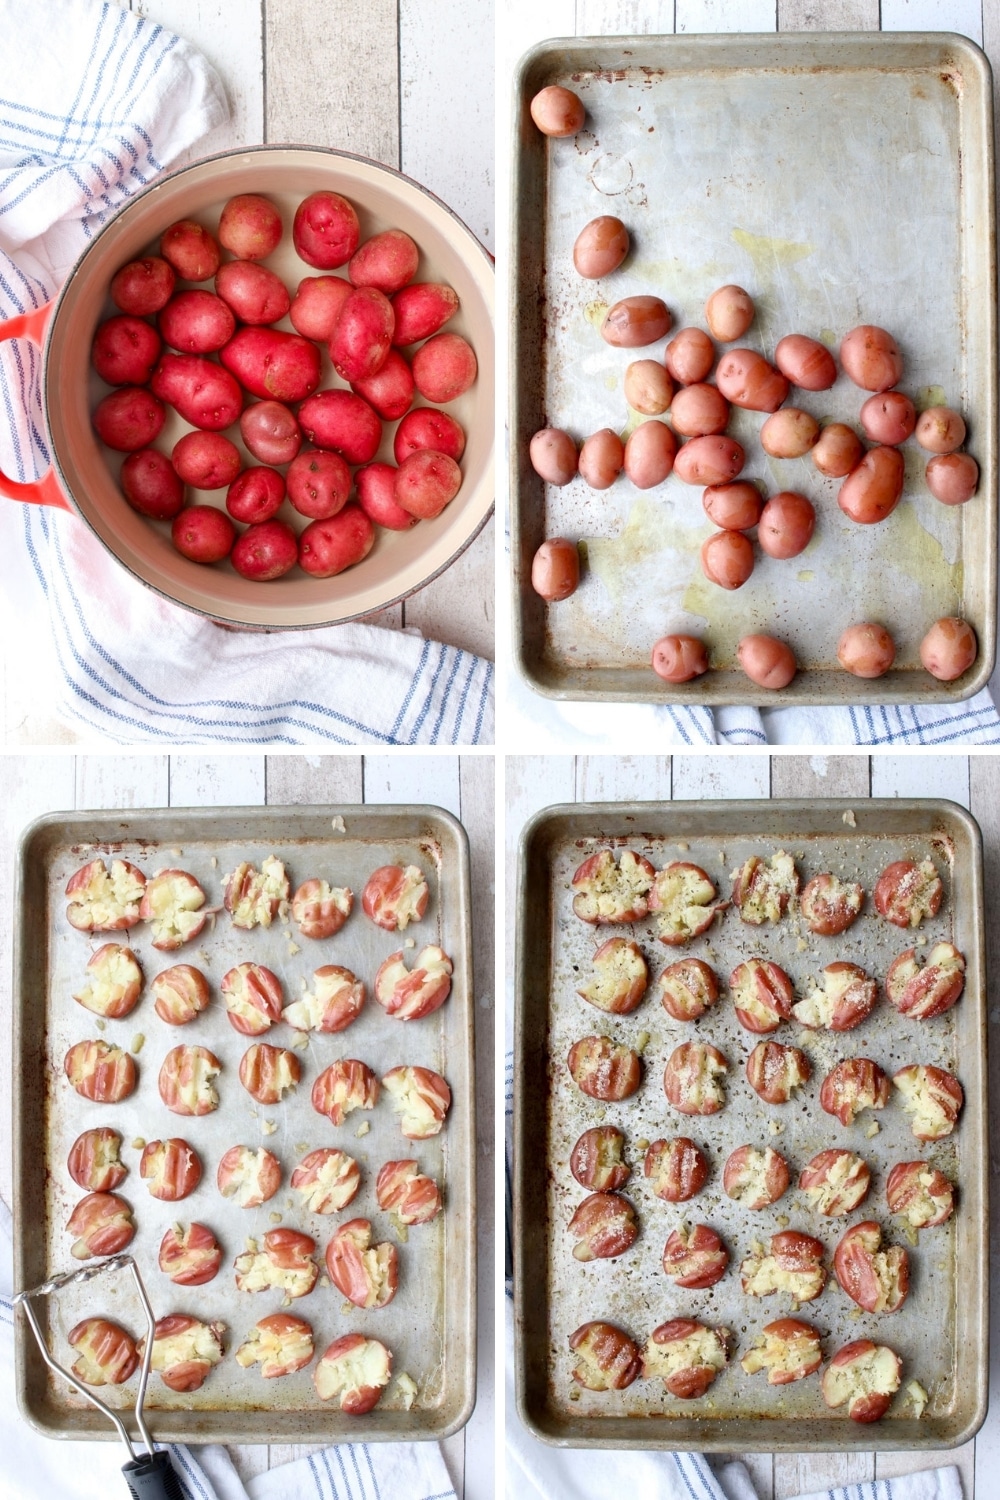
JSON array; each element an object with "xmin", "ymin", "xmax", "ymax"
[
  {"xmin": 362, "ymin": 754, "xmax": 462, "ymax": 816},
  {"xmin": 778, "ymin": 0, "xmax": 878, "ymax": 25},
  {"xmin": 576, "ymin": 0, "xmax": 675, "ymax": 32},
  {"xmin": 676, "ymin": 0, "xmax": 777, "ymax": 31},
  {"xmin": 168, "ymin": 754, "xmax": 266, "ymax": 805},
  {"xmin": 575, "ymin": 755, "xmax": 671, "ymax": 800},
  {"xmin": 880, "ymin": 0, "xmax": 984, "ymax": 45},
  {"xmin": 870, "ymin": 753, "xmax": 971, "ymax": 807},
  {"xmin": 75, "ymin": 755, "xmax": 169, "ymax": 808},
  {"xmin": 672, "ymin": 754, "xmax": 770, "ymax": 798}
]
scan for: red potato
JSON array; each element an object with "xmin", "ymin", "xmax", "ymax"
[
  {"xmin": 231, "ymin": 519, "xmax": 299, "ymax": 581},
  {"xmin": 391, "ymin": 281, "xmax": 459, "ymax": 345},
  {"xmin": 292, "ymin": 1148, "xmax": 361, "ymax": 1213},
  {"xmin": 652, "ymin": 635, "xmax": 709, "ymax": 683},
  {"xmin": 172, "ymin": 431, "xmax": 241, "ymax": 490},
  {"xmin": 68, "ymin": 1318, "xmax": 139, "ymax": 1387},
  {"xmin": 376, "ymin": 1159, "xmax": 442, "ymax": 1225},
  {"xmin": 92, "ymin": 315, "xmax": 162, "ymax": 386},
  {"xmin": 568, "ymin": 1191, "xmax": 638, "ymax": 1262},
  {"xmin": 741, "ymin": 1319, "xmax": 824, "ymax": 1385},
  {"xmin": 860, "ymin": 391, "xmax": 916, "ymax": 445},
  {"xmin": 65, "ymin": 1040, "xmax": 136, "ymax": 1104},
  {"xmin": 330, "ymin": 285, "xmax": 394, "ymax": 382},
  {"xmin": 757, "ymin": 491, "xmax": 815, "ymax": 559},
  {"xmin": 293, "ymin": 191, "xmax": 361, "ymax": 269},
  {"xmin": 649, "ymin": 861, "xmax": 724, "ymax": 945},
  {"xmin": 886, "ymin": 941, "xmax": 965, "ymax": 1019},
  {"xmin": 220, "ymin": 327, "xmax": 321, "ymax": 404},
  {"xmin": 158, "ymin": 1045, "xmax": 221, "ymax": 1115},
  {"xmin": 234, "ymin": 1228, "xmax": 319, "ymax": 1299},
  {"xmin": 299, "ymin": 507, "xmax": 375, "ymax": 577},
  {"xmin": 663, "ymin": 1041, "xmax": 728, "ymax": 1115},
  {"xmin": 217, "ymin": 1145, "xmax": 282, "ymax": 1207},
  {"xmin": 822, "ymin": 1340, "xmax": 902, "ymax": 1423},
  {"xmin": 291, "ymin": 879, "xmax": 353, "ymax": 939},
  {"xmin": 701, "ymin": 530, "xmax": 754, "ymax": 589},
  {"xmin": 151, "ymin": 354, "xmax": 242, "ymax": 431},
  {"xmin": 644, "ymin": 1137, "xmax": 708, "ymax": 1202},
  {"xmin": 732, "ymin": 851, "xmax": 798, "ymax": 924},
  {"xmin": 299, "ymin": 389, "xmax": 382, "ymax": 464},
  {"xmin": 669, "ymin": 383, "xmax": 729, "ymax": 437},
  {"xmin": 363, "ymin": 863, "xmax": 429, "ymax": 929},
  {"xmin": 160, "ymin": 220, "xmax": 220, "ymax": 281},
  {"xmin": 916, "ymin": 406, "xmax": 966, "ymax": 454},
  {"xmin": 111, "ymin": 256, "xmax": 175, "ymax": 315},
  {"xmin": 215, "ymin": 260, "xmax": 291, "ymax": 325},
  {"xmin": 349, "ymin": 229, "xmax": 419, "ymax": 292},
  {"xmin": 920, "ymin": 617, "xmax": 978, "ymax": 679},
  {"xmin": 374, "ymin": 944, "xmax": 452, "ymax": 1021},
  {"xmin": 240, "ymin": 1041, "xmax": 301, "ymax": 1104},
  {"xmin": 325, "ymin": 1219, "xmax": 399, "ymax": 1309},
  {"xmin": 528, "ymin": 426, "xmax": 576, "ymax": 483},
  {"xmin": 657, "ymin": 957, "xmax": 719, "ymax": 1021},
  {"xmin": 158, "ymin": 290, "xmax": 235, "ymax": 354},
  {"xmin": 926, "ymin": 452, "xmax": 979, "ymax": 506},
  {"xmin": 838, "ymin": 622, "xmax": 896, "ymax": 678},
  {"xmin": 799, "ymin": 1149, "xmax": 871, "ymax": 1216},
  {"xmin": 791, "ymin": 961, "xmax": 878, "ymax": 1032},
  {"xmin": 886, "ymin": 1161, "xmax": 955, "ymax": 1229},
  {"xmin": 356, "ymin": 462, "xmax": 419, "ymax": 531},
  {"xmin": 873, "ymin": 858, "xmax": 943, "ymax": 927},
  {"xmin": 812, "ymin": 422, "xmax": 864, "ymax": 477},
  {"xmin": 290, "ymin": 275, "xmax": 352, "ymax": 340},
  {"xmin": 283, "ymin": 964, "xmax": 365, "ymax": 1033},
  {"xmin": 568, "ymin": 1035, "xmax": 641, "ymax": 1101},
  {"xmin": 218, "ymin": 193, "xmax": 282, "ymax": 260},
  {"xmin": 381, "ymin": 1064, "xmax": 451, "ymax": 1138},
  {"xmin": 624, "ymin": 359, "xmax": 674, "ymax": 415},
  {"xmin": 746, "ymin": 1040, "xmax": 812, "ymax": 1104},
  {"xmin": 286, "ymin": 449, "xmax": 351, "ymax": 520},
  {"xmin": 240, "ymin": 400, "xmax": 302, "ymax": 464},
  {"xmin": 702, "ymin": 481, "xmax": 762, "ymax": 531},
  {"xmin": 530, "ymin": 84, "xmax": 585, "ymax": 135},
  {"xmin": 221, "ymin": 961, "xmax": 283, "ymax": 1035},
  {"xmin": 577, "ymin": 936, "xmax": 647, "ymax": 1014},
  {"xmin": 800, "ymin": 873, "xmax": 864, "ymax": 935},
  {"xmin": 579, "ymin": 429, "xmax": 624, "ymax": 489},
  {"xmin": 834, "ymin": 1221, "xmax": 909, "ymax": 1313},
  {"xmin": 740, "ymin": 1230, "xmax": 828, "ymax": 1302},
  {"xmin": 662, "ymin": 1223, "xmax": 729, "ymax": 1288},
  {"xmin": 68, "ymin": 1128, "xmax": 126, "ymax": 1194},
  {"xmin": 642, "ymin": 1319, "xmax": 730, "ymax": 1399},
  {"xmin": 573, "ymin": 215, "xmax": 630, "ymax": 279},
  {"xmin": 571, "ymin": 848, "xmax": 655, "ymax": 923},
  {"xmin": 893, "ymin": 1063, "xmax": 963, "ymax": 1141},
  {"xmin": 759, "ymin": 409, "xmax": 819, "ymax": 458},
  {"xmin": 159, "ymin": 1223, "xmax": 223, "ymax": 1286},
  {"xmin": 141, "ymin": 870, "xmax": 206, "ymax": 950},
  {"xmin": 311, "ymin": 1059, "xmax": 380, "ymax": 1125},
  {"xmin": 664, "ymin": 328, "xmax": 715, "ymax": 385},
  {"xmin": 569, "ymin": 1322, "xmax": 642, "ymax": 1392},
  {"xmin": 351, "ymin": 349, "xmax": 415, "ymax": 420},
  {"xmin": 730, "ymin": 958, "xmax": 793, "ymax": 1033},
  {"xmin": 120, "ymin": 449, "xmax": 185, "ymax": 520},
  {"xmin": 840, "ymin": 324, "xmax": 903, "ymax": 392},
  {"xmin": 705, "ymin": 284, "xmax": 754, "ymax": 342},
  {"xmin": 140, "ymin": 1138, "xmax": 202, "ymax": 1201},
  {"xmin": 571, "ymin": 1127, "xmax": 630, "ymax": 1194},
  {"xmin": 396, "ymin": 407, "xmax": 466, "ymax": 464},
  {"xmin": 624, "ymin": 419, "xmax": 676, "ymax": 487},
  {"xmin": 674, "ymin": 435, "xmax": 744, "ymax": 486},
  {"xmin": 394, "ymin": 451, "xmax": 462, "ymax": 519},
  {"xmin": 738, "ymin": 634, "xmax": 797, "ymax": 689},
  {"xmin": 226, "ymin": 466, "xmax": 286, "ymax": 524},
  {"xmin": 73, "ymin": 943, "xmax": 142, "ymax": 1019},
  {"xmin": 236, "ymin": 1314, "xmax": 314, "ymax": 1380},
  {"xmin": 411, "ymin": 331, "xmax": 478, "ymax": 402},
  {"xmin": 715, "ymin": 349, "xmax": 789, "ymax": 412},
  {"xmin": 172, "ymin": 506, "xmax": 236, "ymax": 564},
  {"xmin": 93, "ymin": 387, "xmax": 165, "ymax": 451},
  {"xmin": 152, "ymin": 964, "xmax": 211, "ymax": 1025},
  {"xmin": 67, "ymin": 1192, "xmax": 135, "ymax": 1259},
  {"xmin": 313, "ymin": 1333, "xmax": 392, "ymax": 1414},
  {"xmin": 722, "ymin": 1145, "xmax": 789, "ymax": 1210},
  {"xmin": 600, "ymin": 296, "xmax": 671, "ymax": 349},
  {"xmin": 774, "ymin": 334, "xmax": 837, "ymax": 391},
  {"xmin": 819, "ymin": 1057, "xmax": 890, "ymax": 1126},
  {"xmin": 139, "ymin": 1315, "xmax": 225, "ymax": 1394}
]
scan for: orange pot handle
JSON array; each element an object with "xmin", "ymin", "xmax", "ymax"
[{"xmin": 0, "ymin": 301, "xmax": 71, "ymax": 511}]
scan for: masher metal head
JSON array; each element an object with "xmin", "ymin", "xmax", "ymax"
[{"xmin": 14, "ymin": 1255, "xmax": 183, "ymax": 1499}]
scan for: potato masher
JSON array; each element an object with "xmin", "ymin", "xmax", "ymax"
[{"xmin": 14, "ymin": 1254, "xmax": 183, "ymax": 1499}]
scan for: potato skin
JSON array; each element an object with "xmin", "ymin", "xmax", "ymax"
[
  {"xmin": 121, "ymin": 449, "xmax": 185, "ymax": 520},
  {"xmin": 571, "ymin": 1126, "xmax": 630, "ymax": 1192},
  {"xmin": 172, "ymin": 431, "xmax": 241, "ymax": 490},
  {"xmin": 624, "ymin": 360, "xmax": 674, "ymax": 415},
  {"xmin": 241, "ymin": 400, "xmax": 301, "ymax": 465},
  {"xmin": 746, "ymin": 1040, "xmax": 811, "ymax": 1104},
  {"xmin": 390, "ymin": 282, "xmax": 459, "ymax": 345},
  {"xmin": 578, "ymin": 429, "xmax": 624, "ymax": 489},
  {"xmin": 231, "ymin": 520, "xmax": 298, "ymax": 582},
  {"xmin": 670, "ymin": 383, "xmax": 729, "ymax": 438},
  {"xmin": 737, "ymin": 635, "xmax": 796, "ymax": 690},
  {"xmin": 111, "ymin": 256, "xmax": 175, "ymax": 315},
  {"xmin": 800, "ymin": 873, "xmax": 864, "ymax": 935},
  {"xmin": 774, "ymin": 334, "xmax": 836, "ymax": 391},
  {"xmin": 351, "ymin": 349, "xmax": 415, "ymax": 421},
  {"xmin": 705, "ymin": 284, "xmax": 753, "ymax": 342},
  {"xmin": 838, "ymin": 445, "xmax": 904, "ymax": 524},
  {"xmin": 838, "ymin": 623, "xmax": 896, "ymax": 679},
  {"xmin": 665, "ymin": 328, "xmax": 715, "ymax": 385},
  {"xmin": 651, "ymin": 635, "xmax": 709, "ymax": 683},
  {"xmin": 702, "ymin": 481, "xmax": 762, "ymax": 531},
  {"xmin": 92, "ymin": 315, "xmax": 162, "ymax": 385},
  {"xmin": 532, "ymin": 539, "xmax": 580, "ymax": 602},
  {"xmin": 840, "ymin": 325, "xmax": 902, "ymax": 392},
  {"xmin": 530, "ymin": 85, "xmax": 585, "ymax": 136},
  {"xmin": 330, "ymin": 286, "xmax": 395, "ymax": 383},
  {"xmin": 916, "ymin": 406, "xmax": 966, "ymax": 454},
  {"xmin": 395, "ymin": 407, "xmax": 465, "ymax": 464},
  {"xmin": 644, "ymin": 1136, "xmax": 708, "ymax": 1202},
  {"xmin": 926, "ymin": 452, "xmax": 978, "ymax": 506},
  {"xmin": 860, "ymin": 391, "xmax": 915, "ymax": 446},
  {"xmin": 920, "ymin": 617, "xmax": 977, "ymax": 680},
  {"xmin": 411, "ymin": 332, "xmax": 477, "ymax": 402},
  {"xmin": 715, "ymin": 349, "xmax": 788, "ymax": 412},
  {"xmin": 151, "ymin": 354, "xmax": 243, "ymax": 431},
  {"xmin": 661, "ymin": 1223, "xmax": 729, "ymax": 1288},
  {"xmin": 529, "ymin": 428, "xmax": 578, "ymax": 485},
  {"xmin": 657, "ymin": 957, "xmax": 719, "ymax": 1020},
  {"xmin": 673, "ymin": 435, "xmax": 744, "ymax": 486},
  {"xmin": 624, "ymin": 419, "xmax": 676, "ymax": 487},
  {"xmin": 394, "ymin": 451, "xmax": 462, "ymax": 520},
  {"xmin": 600, "ymin": 296, "xmax": 671, "ymax": 349},
  {"xmin": 93, "ymin": 387, "xmax": 166, "ymax": 451},
  {"xmin": 219, "ymin": 193, "xmax": 282, "ymax": 259},
  {"xmin": 172, "ymin": 507, "xmax": 235, "ymax": 564},
  {"xmin": 568, "ymin": 1191, "xmax": 638, "ymax": 1261},
  {"xmin": 759, "ymin": 410, "xmax": 819, "ymax": 459},
  {"xmin": 355, "ymin": 462, "xmax": 418, "ymax": 531},
  {"xmin": 290, "ymin": 275, "xmax": 353, "ymax": 341},
  {"xmin": 567, "ymin": 1035, "xmax": 641, "ymax": 1101},
  {"xmin": 160, "ymin": 220, "xmax": 220, "ymax": 281},
  {"xmin": 833, "ymin": 1220, "xmax": 909, "ymax": 1313},
  {"xmin": 215, "ymin": 261, "xmax": 291, "ymax": 326},
  {"xmin": 663, "ymin": 1041, "xmax": 728, "ymax": 1115},
  {"xmin": 159, "ymin": 291, "xmax": 235, "ymax": 355},
  {"xmin": 820, "ymin": 1057, "xmax": 890, "ymax": 1126},
  {"xmin": 299, "ymin": 390, "xmax": 382, "ymax": 465},
  {"xmin": 299, "ymin": 508, "xmax": 375, "ymax": 579},
  {"xmin": 293, "ymin": 191, "xmax": 360, "ymax": 269},
  {"xmin": 348, "ymin": 229, "xmax": 419, "ymax": 293},
  {"xmin": 702, "ymin": 530, "xmax": 754, "ymax": 590},
  {"xmin": 573, "ymin": 216, "xmax": 629, "ymax": 279},
  {"xmin": 812, "ymin": 422, "xmax": 863, "ymax": 477},
  {"xmin": 757, "ymin": 492, "xmax": 814, "ymax": 560},
  {"xmin": 569, "ymin": 1321, "xmax": 642, "ymax": 1390},
  {"xmin": 873, "ymin": 858, "xmax": 943, "ymax": 926}
]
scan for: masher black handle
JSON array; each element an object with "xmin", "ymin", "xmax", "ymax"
[{"xmin": 121, "ymin": 1449, "xmax": 185, "ymax": 1500}]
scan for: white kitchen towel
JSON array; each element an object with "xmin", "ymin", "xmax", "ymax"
[
  {"xmin": 503, "ymin": 1014, "xmax": 963, "ymax": 1500},
  {"xmin": 0, "ymin": 1199, "xmax": 457, "ymax": 1500},
  {"xmin": 0, "ymin": 0, "xmax": 494, "ymax": 747}
]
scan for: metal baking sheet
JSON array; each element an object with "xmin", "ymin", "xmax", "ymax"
[
  {"xmin": 13, "ymin": 805, "xmax": 475, "ymax": 1445},
  {"xmin": 514, "ymin": 799, "xmax": 987, "ymax": 1450},
  {"xmin": 510, "ymin": 33, "xmax": 998, "ymax": 705}
]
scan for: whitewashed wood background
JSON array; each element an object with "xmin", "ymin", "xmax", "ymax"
[
  {"xmin": 2, "ymin": 0, "xmax": 494, "ymax": 744},
  {"xmin": 0, "ymin": 752, "xmax": 495, "ymax": 1498},
  {"xmin": 506, "ymin": 751, "xmax": 1000, "ymax": 1498}
]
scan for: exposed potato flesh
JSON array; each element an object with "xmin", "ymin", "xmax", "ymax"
[
  {"xmin": 799, "ymin": 1149, "xmax": 871, "ymax": 1216},
  {"xmin": 235, "ymin": 1314, "xmax": 314, "ymax": 1378},
  {"xmin": 822, "ymin": 1340, "xmax": 901, "ymax": 1422},
  {"xmin": 571, "ymin": 849, "xmax": 655, "ymax": 924},
  {"xmin": 661, "ymin": 1223, "xmax": 729, "ymax": 1287},
  {"xmin": 325, "ymin": 1218, "xmax": 399, "ymax": 1308},
  {"xmin": 152, "ymin": 964, "xmax": 210, "ymax": 1025},
  {"xmin": 68, "ymin": 1317, "xmax": 139, "ymax": 1386},
  {"xmin": 65, "ymin": 1040, "xmax": 137, "ymax": 1104},
  {"xmin": 800, "ymin": 873, "xmax": 864, "ymax": 936},
  {"xmin": 874, "ymin": 859, "xmax": 943, "ymax": 928},
  {"xmin": 731, "ymin": 851, "xmax": 798, "ymax": 924},
  {"xmin": 67, "ymin": 1128, "xmax": 126, "ymax": 1193},
  {"xmin": 642, "ymin": 1320, "xmax": 729, "ymax": 1398},
  {"xmin": 139, "ymin": 1315, "xmax": 225, "ymax": 1392},
  {"xmin": 234, "ymin": 1228, "xmax": 318, "ymax": 1298},
  {"xmin": 375, "ymin": 1159, "xmax": 442, "ymax": 1225},
  {"xmin": 644, "ymin": 1136, "xmax": 707, "ymax": 1202},
  {"xmin": 158, "ymin": 1045, "xmax": 221, "ymax": 1115},
  {"xmin": 648, "ymin": 862, "xmax": 724, "ymax": 944},
  {"xmin": 217, "ymin": 1145, "xmax": 281, "ymax": 1207},
  {"xmin": 73, "ymin": 944, "xmax": 143, "ymax": 1019},
  {"xmin": 311, "ymin": 1059, "xmax": 380, "ymax": 1125},
  {"xmin": 568, "ymin": 1321, "xmax": 642, "ymax": 1390},
  {"xmin": 381, "ymin": 1064, "xmax": 451, "ymax": 1138},
  {"xmin": 886, "ymin": 942, "xmax": 965, "ymax": 1020},
  {"xmin": 313, "ymin": 1334, "xmax": 392, "ymax": 1413},
  {"xmin": 792, "ymin": 962, "xmax": 877, "ymax": 1031},
  {"xmin": 572, "ymin": 1126, "xmax": 631, "ymax": 1192},
  {"xmin": 283, "ymin": 965, "xmax": 365, "ymax": 1032},
  {"xmin": 834, "ymin": 1221, "xmax": 910, "ymax": 1312},
  {"xmin": 158, "ymin": 1222, "xmax": 222, "ymax": 1286},
  {"xmin": 374, "ymin": 945, "xmax": 453, "ymax": 1020},
  {"xmin": 224, "ymin": 855, "xmax": 289, "ymax": 929},
  {"xmin": 730, "ymin": 959, "xmax": 793, "ymax": 1033},
  {"xmin": 746, "ymin": 1041, "xmax": 811, "ymax": 1104},
  {"xmin": 222, "ymin": 962, "xmax": 283, "ymax": 1035},
  {"xmin": 239, "ymin": 1042, "xmax": 301, "ymax": 1104},
  {"xmin": 820, "ymin": 1057, "xmax": 891, "ymax": 1126},
  {"xmin": 741, "ymin": 1319, "xmax": 823, "ymax": 1384},
  {"xmin": 893, "ymin": 1064, "xmax": 963, "ymax": 1140},
  {"xmin": 569, "ymin": 1034, "xmax": 642, "ymax": 1101},
  {"xmin": 663, "ymin": 1041, "xmax": 728, "ymax": 1114},
  {"xmin": 578, "ymin": 938, "xmax": 648, "ymax": 1013},
  {"xmin": 886, "ymin": 1161, "xmax": 956, "ymax": 1228},
  {"xmin": 291, "ymin": 1148, "xmax": 361, "ymax": 1213},
  {"xmin": 140, "ymin": 870, "xmax": 207, "ymax": 949},
  {"xmin": 722, "ymin": 1145, "xmax": 789, "ymax": 1209},
  {"xmin": 740, "ymin": 1232, "xmax": 827, "ymax": 1302},
  {"xmin": 362, "ymin": 864, "xmax": 429, "ymax": 931},
  {"xmin": 657, "ymin": 957, "xmax": 719, "ymax": 1021},
  {"xmin": 66, "ymin": 858, "xmax": 145, "ymax": 931},
  {"xmin": 568, "ymin": 1191, "xmax": 638, "ymax": 1261},
  {"xmin": 291, "ymin": 878, "xmax": 352, "ymax": 939}
]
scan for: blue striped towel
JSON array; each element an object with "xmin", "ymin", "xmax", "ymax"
[
  {"xmin": 0, "ymin": 1200, "xmax": 457, "ymax": 1500},
  {"xmin": 0, "ymin": 0, "xmax": 493, "ymax": 747}
]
